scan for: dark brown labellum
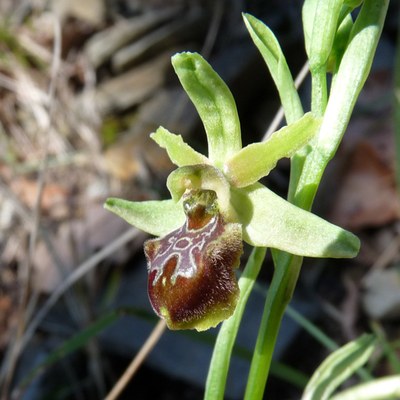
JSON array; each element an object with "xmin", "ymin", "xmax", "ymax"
[{"xmin": 144, "ymin": 190, "xmax": 242, "ymax": 331}]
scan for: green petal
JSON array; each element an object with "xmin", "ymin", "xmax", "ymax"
[
  {"xmin": 104, "ymin": 198, "xmax": 185, "ymax": 237},
  {"xmin": 171, "ymin": 52, "xmax": 241, "ymax": 167},
  {"xmin": 231, "ymin": 183, "xmax": 360, "ymax": 258},
  {"xmin": 166, "ymin": 164, "xmax": 237, "ymax": 222},
  {"xmin": 150, "ymin": 126, "xmax": 209, "ymax": 167},
  {"xmin": 243, "ymin": 13, "xmax": 303, "ymax": 123},
  {"xmin": 225, "ymin": 113, "xmax": 320, "ymax": 188}
]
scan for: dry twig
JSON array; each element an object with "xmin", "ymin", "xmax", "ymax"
[{"xmin": 105, "ymin": 319, "xmax": 167, "ymax": 400}]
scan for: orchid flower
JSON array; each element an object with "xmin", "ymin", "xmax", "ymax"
[{"xmin": 105, "ymin": 52, "xmax": 359, "ymax": 331}]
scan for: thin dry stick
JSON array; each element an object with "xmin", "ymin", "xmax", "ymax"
[
  {"xmin": 105, "ymin": 319, "xmax": 167, "ymax": 400},
  {"xmin": 262, "ymin": 60, "xmax": 310, "ymax": 141}
]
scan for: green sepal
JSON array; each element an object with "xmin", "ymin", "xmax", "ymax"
[
  {"xmin": 231, "ymin": 183, "xmax": 360, "ymax": 258},
  {"xmin": 150, "ymin": 126, "xmax": 209, "ymax": 167},
  {"xmin": 243, "ymin": 13, "xmax": 303, "ymax": 123},
  {"xmin": 166, "ymin": 164, "xmax": 236, "ymax": 221},
  {"xmin": 104, "ymin": 198, "xmax": 185, "ymax": 237},
  {"xmin": 302, "ymin": 334, "xmax": 376, "ymax": 400},
  {"xmin": 171, "ymin": 52, "xmax": 241, "ymax": 167},
  {"xmin": 225, "ymin": 113, "xmax": 321, "ymax": 188}
]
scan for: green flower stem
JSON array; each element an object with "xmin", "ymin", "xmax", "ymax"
[
  {"xmin": 244, "ymin": 1, "xmax": 388, "ymax": 399},
  {"xmin": 244, "ymin": 254, "xmax": 302, "ymax": 400},
  {"xmin": 311, "ymin": 66, "xmax": 328, "ymax": 116},
  {"xmin": 204, "ymin": 247, "xmax": 267, "ymax": 400}
]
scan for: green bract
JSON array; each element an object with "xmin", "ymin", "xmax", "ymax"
[{"xmin": 105, "ymin": 51, "xmax": 359, "ymax": 259}]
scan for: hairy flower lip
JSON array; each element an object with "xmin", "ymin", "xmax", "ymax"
[{"xmin": 144, "ymin": 189, "xmax": 243, "ymax": 331}]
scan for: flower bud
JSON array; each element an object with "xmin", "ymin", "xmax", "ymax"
[{"xmin": 144, "ymin": 190, "xmax": 243, "ymax": 331}]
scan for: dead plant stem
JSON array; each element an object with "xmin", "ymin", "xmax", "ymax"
[{"xmin": 104, "ymin": 320, "xmax": 167, "ymax": 400}]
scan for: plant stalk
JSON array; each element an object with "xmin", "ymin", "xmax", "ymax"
[
  {"xmin": 204, "ymin": 247, "xmax": 267, "ymax": 400},
  {"xmin": 244, "ymin": 254, "xmax": 302, "ymax": 399}
]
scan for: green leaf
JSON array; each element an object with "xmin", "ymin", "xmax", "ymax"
[
  {"xmin": 243, "ymin": 13, "xmax": 303, "ymax": 123},
  {"xmin": 171, "ymin": 52, "xmax": 241, "ymax": 167},
  {"xmin": 104, "ymin": 198, "xmax": 184, "ymax": 237},
  {"xmin": 150, "ymin": 126, "xmax": 209, "ymax": 167},
  {"xmin": 231, "ymin": 183, "xmax": 360, "ymax": 258},
  {"xmin": 302, "ymin": 334, "xmax": 376, "ymax": 400},
  {"xmin": 225, "ymin": 113, "xmax": 320, "ymax": 188},
  {"xmin": 166, "ymin": 164, "xmax": 236, "ymax": 221},
  {"xmin": 329, "ymin": 375, "xmax": 400, "ymax": 400}
]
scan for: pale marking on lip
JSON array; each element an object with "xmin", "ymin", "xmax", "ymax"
[{"xmin": 149, "ymin": 216, "xmax": 218, "ymax": 286}]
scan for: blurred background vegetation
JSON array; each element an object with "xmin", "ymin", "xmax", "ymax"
[{"xmin": 0, "ymin": 0, "xmax": 400, "ymax": 399}]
